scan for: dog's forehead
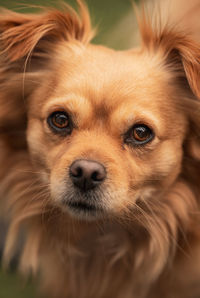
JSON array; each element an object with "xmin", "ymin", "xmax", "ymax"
[
  {"xmin": 54, "ymin": 44, "xmax": 170, "ymax": 109},
  {"xmin": 41, "ymin": 43, "xmax": 175, "ymax": 124}
]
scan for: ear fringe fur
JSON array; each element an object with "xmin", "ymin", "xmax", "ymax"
[
  {"xmin": 135, "ymin": 1, "xmax": 200, "ymax": 99},
  {"xmin": 0, "ymin": 0, "xmax": 95, "ymax": 62}
]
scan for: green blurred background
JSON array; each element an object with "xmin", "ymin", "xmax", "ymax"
[{"xmin": 0, "ymin": 0, "xmax": 139, "ymax": 297}]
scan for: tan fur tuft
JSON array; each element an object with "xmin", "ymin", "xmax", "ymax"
[{"xmin": 0, "ymin": 1, "xmax": 94, "ymax": 62}]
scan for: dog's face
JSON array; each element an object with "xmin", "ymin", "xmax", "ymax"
[
  {"xmin": 1, "ymin": 3, "xmax": 200, "ymax": 222},
  {"xmin": 26, "ymin": 44, "xmax": 187, "ymax": 219}
]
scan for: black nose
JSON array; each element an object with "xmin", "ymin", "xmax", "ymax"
[{"xmin": 69, "ymin": 159, "xmax": 106, "ymax": 191}]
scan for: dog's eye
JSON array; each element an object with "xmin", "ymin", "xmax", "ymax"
[
  {"xmin": 125, "ymin": 124, "xmax": 154, "ymax": 146},
  {"xmin": 47, "ymin": 111, "xmax": 71, "ymax": 134}
]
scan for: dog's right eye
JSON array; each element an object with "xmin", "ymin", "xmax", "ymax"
[{"xmin": 47, "ymin": 111, "xmax": 72, "ymax": 134}]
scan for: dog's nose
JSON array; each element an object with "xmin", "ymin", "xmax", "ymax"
[{"xmin": 69, "ymin": 159, "xmax": 106, "ymax": 191}]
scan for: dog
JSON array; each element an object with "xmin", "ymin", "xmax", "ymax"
[{"xmin": 0, "ymin": 1, "xmax": 200, "ymax": 297}]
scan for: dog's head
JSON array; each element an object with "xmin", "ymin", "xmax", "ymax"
[{"xmin": 1, "ymin": 2, "xmax": 200, "ymax": 223}]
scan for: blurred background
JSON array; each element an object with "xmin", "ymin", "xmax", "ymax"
[{"xmin": 0, "ymin": 0, "xmax": 139, "ymax": 297}]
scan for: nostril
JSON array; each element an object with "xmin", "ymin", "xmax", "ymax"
[
  {"xmin": 91, "ymin": 171, "xmax": 98, "ymax": 181},
  {"xmin": 91, "ymin": 170, "xmax": 105, "ymax": 182},
  {"xmin": 71, "ymin": 166, "xmax": 82, "ymax": 178}
]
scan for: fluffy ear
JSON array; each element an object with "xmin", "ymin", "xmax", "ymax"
[
  {"xmin": 137, "ymin": 6, "xmax": 200, "ymax": 165},
  {"xmin": 138, "ymin": 8, "xmax": 200, "ymax": 99},
  {"xmin": 0, "ymin": 1, "xmax": 93, "ymax": 63}
]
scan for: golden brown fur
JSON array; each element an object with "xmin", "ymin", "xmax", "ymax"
[{"xmin": 0, "ymin": 1, "xmax": 200, "ymax": 297}]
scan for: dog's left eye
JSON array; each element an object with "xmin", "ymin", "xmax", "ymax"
[
  {"xmin": 47, "ymin": 111, "xmax": 71, "ymax": 134},
  {"xmin": 125, "ymin": 124, "xmax": 154, "ymax": 146}
]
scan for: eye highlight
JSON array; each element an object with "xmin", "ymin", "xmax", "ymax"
[
  {"xmin": 47, "ymin": 111, "xmax": 72, "ymax": 134},
  {"xmin": 125, "ymin": 124, "xmax": 154, "ymax": 146}
]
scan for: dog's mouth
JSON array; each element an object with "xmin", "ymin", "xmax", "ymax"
[
  {"xmin": 68, "ymin": 201, "xmax": 97, "ymax": 212},
  {"xmin": 64, "ymin": 200, "xmax": 104, "ymax": 219}
]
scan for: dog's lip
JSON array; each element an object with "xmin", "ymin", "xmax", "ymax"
[{"xmin": 66, "ymin": 201, "xmax": 102, "ymax": 213}]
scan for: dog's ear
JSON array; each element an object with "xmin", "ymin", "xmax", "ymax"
[
  {"xmin": 0, "ymin": 1, "xmax": 93, "ymax": 63},
  {"xmin": 138, "ymin": 8, "xmax": 200, "ymax": 98}
]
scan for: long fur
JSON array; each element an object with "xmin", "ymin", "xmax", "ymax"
[{"xmin": 0, "ymin": 1, "xmax": 200, "ymax": 298}]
